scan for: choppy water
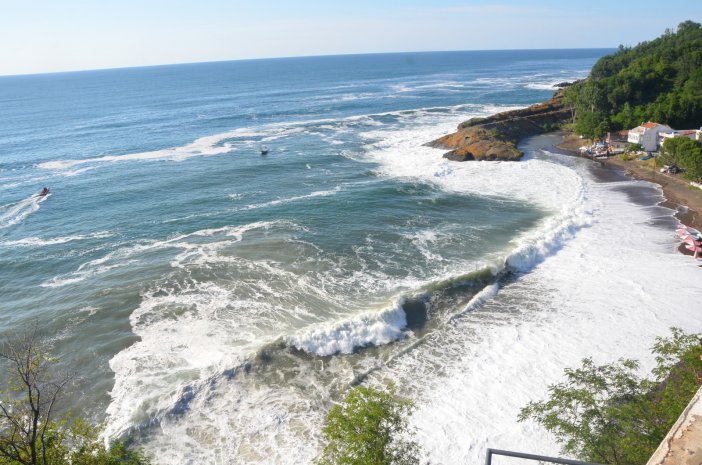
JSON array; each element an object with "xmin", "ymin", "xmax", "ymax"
[{"xmin": 4, "ymin": 50, "xmax": 701, "ymax": 464}]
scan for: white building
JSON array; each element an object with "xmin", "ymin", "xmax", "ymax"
[
  {"xmin": 659, "ymin": 129, "xmax": 699, "ymax": 148},
  {"xmin": 627, "ymin": 122, "xmax": 673, "ymax": 151}
]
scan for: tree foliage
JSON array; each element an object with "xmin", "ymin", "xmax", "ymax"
[
  {"xmin": 519, "ymin": 328, "xmax": 702, "ymax": 465},
  {"xmin": 565, "ymin": 21, "xmax": 702, "ymax": 138},
  {"xmin": 659, "ymin": 137, "xmax": 702, "ymax": 181},
  {"xmin": 315, "ymin": 385, "xmax": 423, "ymax": 465},
  {"xmin": 0, "ymin": 327, "xmax": 152, "ymax": 465}
]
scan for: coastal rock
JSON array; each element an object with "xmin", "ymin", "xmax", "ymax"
[
  {"xmin": 442, "ymin": 150, "xmax": 473, "ymax": 162},
  {"xmin": 428, "ymin": 88, "xmax": 575, "ymax": 162}
]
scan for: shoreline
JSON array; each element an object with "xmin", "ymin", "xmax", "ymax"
[
  {"xmin": 428, "ymin": 89, "xmax": 571, "ymax": 161},
  {"xmin": 553, "ymin": 130, "xmax": 702, "ymax": 248}
]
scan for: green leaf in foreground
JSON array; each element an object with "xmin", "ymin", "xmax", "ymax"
[
  {"xmin": 315, "ymin": 385, "xmax": 423, "ymax": 465},
  {"xmin": 0, "ymin": 325, "xmax": 153, "ymax": 465},
  {"xmin": 519, "ymin": 328, "xmax": 702, "ymax": 465}
]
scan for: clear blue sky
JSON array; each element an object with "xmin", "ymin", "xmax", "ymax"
[{"xmin": 1, "ymin": 0, "xmax": 699, "ymax": 76}]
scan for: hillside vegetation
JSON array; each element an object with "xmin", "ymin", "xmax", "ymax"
[{"xmin": 565, "ymin": 20, "xmax": 702, "ymax": 138}]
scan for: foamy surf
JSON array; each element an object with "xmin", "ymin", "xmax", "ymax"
[
  {"xmin": 406, "ymin": 163, "xmax": 702, "ymax": 465},
  {"xmin": 35, "ymin": 104, "xmax": 521, "ymax": 173},
  {"xmin": 285, "ymin": 298, "xmax": 408, "ymax": 356},
  {"xmin": 41, "ymin": 221, "xmax": 288, "ymax": 287},
  {"xmin": 0, "ymin": 193, "xmax": 50, "ymax": 229},
  {"xmin": 4, "ymin": 50, "xmax": 633, "ymax": 465},
  {"xmin": 0, "ymin": 231, "xmax": 113, "ymax": 247}
]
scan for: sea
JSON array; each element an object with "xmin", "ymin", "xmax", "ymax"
[{"xmin": 1, "ymin": 50, "xmax": 701, "ymax": 464}]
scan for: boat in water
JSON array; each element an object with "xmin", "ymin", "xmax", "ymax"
[
  {"xmin": 38, "ymin": 187, "xmax": 50, "ymax": 197},
  {"xmin": 260, "ymin": 145, "xmax": 269, "ymax": 155}
]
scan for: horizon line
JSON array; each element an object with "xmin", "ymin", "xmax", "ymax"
[{"xmin": 0, "ymin": 46, "xmax": 615, "ymax": 79}]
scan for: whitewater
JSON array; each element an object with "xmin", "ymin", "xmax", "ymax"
[{"xmin": 2, "ymin": 50, "xmax": 700, "ymax": 464}]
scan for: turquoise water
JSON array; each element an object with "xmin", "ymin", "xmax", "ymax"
[{"xmin": 0, "ymin": 50, "xmax": 609, "ymax": 463}]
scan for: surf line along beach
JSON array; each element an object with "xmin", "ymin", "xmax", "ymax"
[
  {"xmin": 429, "ymin": 87, "xmax": 702, "ymax": 255},
  {"xmin": 555, "ymin": 131, "xmax": 702, "ymax": 258}
]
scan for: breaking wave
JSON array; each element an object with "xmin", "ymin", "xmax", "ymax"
[{"xmin": 284, "ymin": 299, "xmax": 408, "ymax": 356}]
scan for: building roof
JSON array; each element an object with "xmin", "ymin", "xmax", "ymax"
[{"xmin": 631, "ymin": 122, "xmax": 673, "ymax": 133}]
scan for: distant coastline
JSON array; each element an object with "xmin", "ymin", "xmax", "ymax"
[
  {"xmin": 427, "ymin": 85, "xmax": 574, "ymax": 161},
  {"xmin": 431, "ymin": 84, "xmax": 702, "ymax": 239}
]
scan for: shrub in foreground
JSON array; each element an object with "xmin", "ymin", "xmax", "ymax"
[
  {"xmin": 0, "ymin": 326, "xmax": 152, "ymax": 465},
  {"xmin": 315, "ymin": 385, "xmax": 423, "ymax": 465},
  {"xmin": 519, "ymin": 328, "xmax": 702, "ymax": 465}
]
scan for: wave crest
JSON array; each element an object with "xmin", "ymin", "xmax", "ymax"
[{"xmin": 285, "ymin": 299, "xmax": 408, "ymax": 356}]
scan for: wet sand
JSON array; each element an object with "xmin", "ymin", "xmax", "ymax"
[
  {"xmin": 553, "ymin": 131, "xmax": 702, "ymax": 232},
  {"xmin": 547, "ymin": 131, "xmax": 702, "ymax": 259}
]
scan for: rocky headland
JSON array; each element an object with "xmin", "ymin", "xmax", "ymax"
[{"xmin": 427, "ymin": 87, "xmax": 574, "ymax": 161}]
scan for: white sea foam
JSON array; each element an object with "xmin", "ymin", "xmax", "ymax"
[
  {"xmin": 0, "ymin": 193, "xmax": 50, "ymax": 229},
  {"xmin": 106, "ymin": 100, "xmax": 693, "ymax": 465},
  {"xmin": 240, "ymin": 187, "xmax": 341, "ymax": 211},
  {"xmin": 35, "ymin": 104, "xmax": 521, "ymax": 174},
  {"xmin": 102, "ymin": 106, "xmax": 598, "ymax": 464},
  {"xmin": 59, "ymin": 166, "xmax": 97, "ymax": 177},
  {"xmin": 356, "ymin": 116, "xmax": 592, "ymax": 283},
  {"xmin": 105, "ymin": 281, "xmax": 260, "ymax": 441},
  {"xmin": 42, "ymin": 221, "xmax": 285, "ymax": 287},
  {"xmin": 525, "ymin": 82, "xmax": 562, "ymax": 90},
  {"xmin": 407, "ymin": 169, "xmax": 702, "ymax": 464},
  {"xmin": 284, "ymin": 299, "xmax": 408, "ymax": 356},
  {"xmin": 37, "ymin": 128, "xmax": 263, "ymax": 170},
  {"xmin": 451, "ymin": 282, "xmax": 500, "ymax": 320},
  {"xmin": 0, "ymin": 231, "xmax": 113, "ymax": 247},
  {"xmin": 402, "ymin": 230, "xmax": 443, "ymax": 262}
]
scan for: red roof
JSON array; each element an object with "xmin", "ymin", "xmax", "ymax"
[{"xmin": 641, "ymin": 122, "xmax": 659, "ymax": 129}]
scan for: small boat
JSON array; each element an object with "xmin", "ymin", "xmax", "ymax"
[
  {"xmin": 260, "ymin": 145, "xmax": 269, "ymax": 155},
  {"xmin": 677, "ymin": 225, "xmax": 701, "ymax": 238},
  {"xmin": 38, "ymin": 187, "xmax": 50, "ymax": 197}
]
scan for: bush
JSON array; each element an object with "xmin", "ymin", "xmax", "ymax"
[
  {"xmin": 519, "ymin": 328, "xmax": 702, "ymax": 465},
  {"xmin": 626, "ymin": 143, "xmax": 643, "ymax": 153},
  {"xmin": 0, "ymin": 326, "xmax": 153, "ymax": 465},
  {"xmin": 315, "ymin": 385, "xmax": 423, "ymax": 465},
  {"xmin": 541, "ymin": 123, "xmax": 561, "ymax": 132},
  {"xmin": 660, "ymin": 137, "xmax": 702, "ymax": 181}
]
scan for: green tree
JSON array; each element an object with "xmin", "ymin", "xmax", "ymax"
[
  {"xmin": 566, "ymin": 21, "xmax": 702, "ymax": 135},
  {"xmin": 659, "ymin": 137, "xmax": 702, "ymax": 181},
  {"xmin": 519, "ymin": 329, "xmax": 702, "ymax": 465},
  {"xmin": 677, "ymin": 140, "xmax": 702, "ymax": 182},
  {"xmin": 626, "ymin": 143, "xmax": 642, "ymax": 153},
  {"xmin": 0, "ymin": 327, "xmax": 152, "ymax": 465},
  {"xmin": 315, "ymin": 385, "xmax": 423, "ymax": 465}
]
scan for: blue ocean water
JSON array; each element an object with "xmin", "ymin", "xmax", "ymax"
[{"xmin": 0, "ymin": 49, "xmax": 609, "ymax": 463}]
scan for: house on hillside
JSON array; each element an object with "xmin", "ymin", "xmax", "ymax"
[
  {"xmin": 659, "ymin": 129, "xmax": 699, "ymax": 148},
  {"xmin": 607, "ymin": 130, "xmax": 629, "ymax": 150},
  {"xmin": 627, "ymin": 122, "xmax": 673, "ymax": 151}
]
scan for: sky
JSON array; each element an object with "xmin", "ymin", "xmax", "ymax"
[{"xmin": 0, "ymin": 0, "xmax": 700, "ymax": 76}]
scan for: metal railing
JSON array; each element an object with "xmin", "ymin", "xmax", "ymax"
[{"xmin": 485, "ymin": 448, "xmax": 605, "ymax": 465}]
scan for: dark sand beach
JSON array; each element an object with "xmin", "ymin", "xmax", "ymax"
[{"xmin": 556, "ymin": 131, "xmax": 702, "ymax": 232}]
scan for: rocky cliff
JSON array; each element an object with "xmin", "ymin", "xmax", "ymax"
[{"xmin": 427, "ymin": 88, "xmax": 573, "ymax": 161}]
